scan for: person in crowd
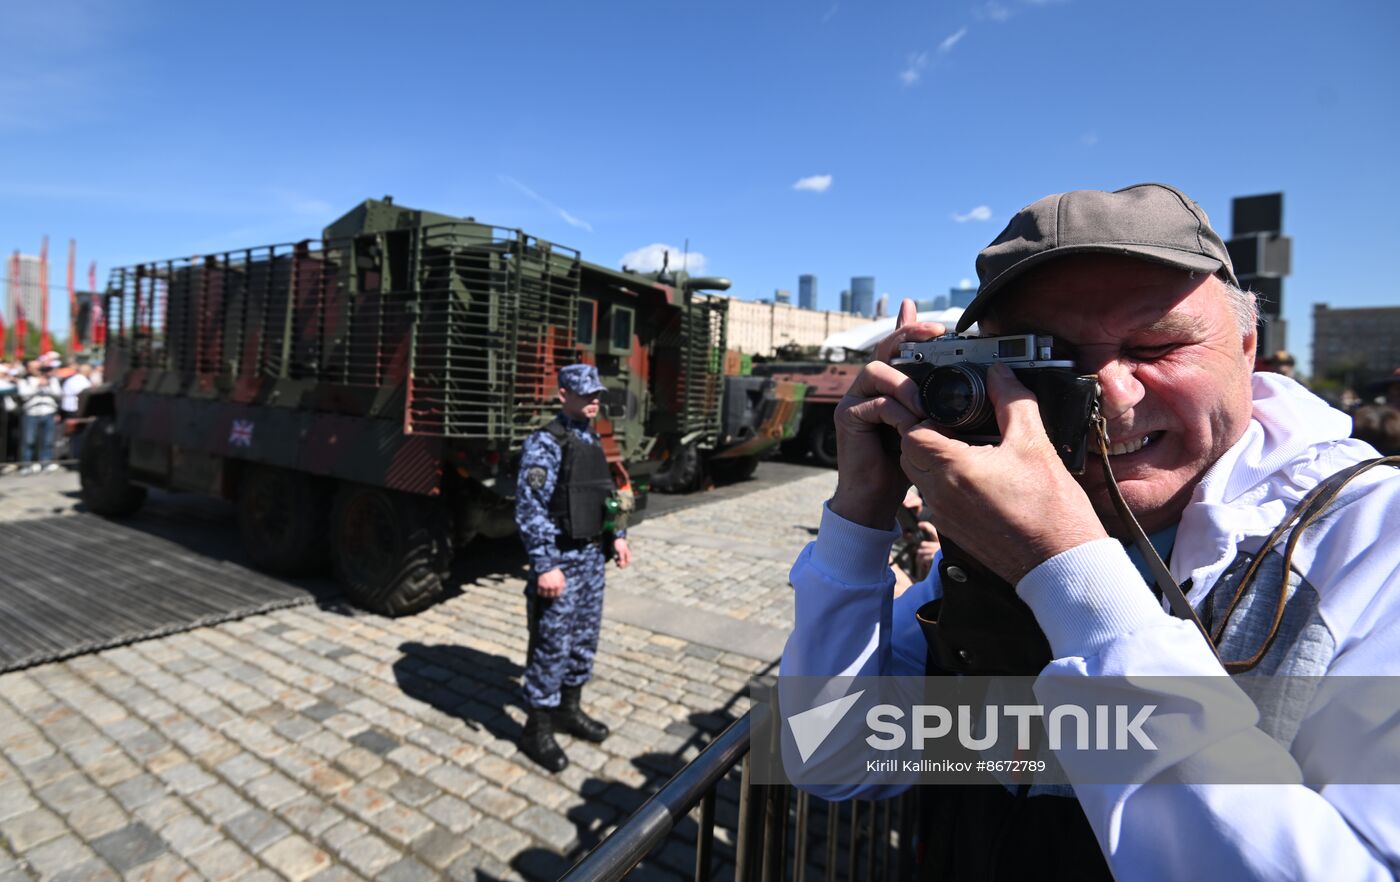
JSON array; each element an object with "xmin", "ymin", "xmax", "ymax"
[
  {"xmin": 782, "ymin": 183, "xmax": 1400, "ymax": 880},
  {"xmin": 1379, "ymin": 368, "xmax": 1400, "ymax": 408},
  {"xmin": 0, "ymin": 362, "xmax": 20, "ymax": 469},
  {"xmin": 1351, "ymin": 403, "xmax": 1400, "ymax": 456},
  {"xmin": 16, "ymin": 359, "xmax": 63, "ymax": 474},
  {"xmin": 1258, "ymin": 348, "xmax": 1298, "ymax": 380},
  {"xmin": 1338, "ymin": 386, "xmax": 1363, "ymax": 412},
  {"xmin": 61, "ymin": 361, "xmax": 95, "ymax": 461},
  {"xmin": 514, "ymin": 363, "xmax": 633, "ymax": 772},
  {"xmin": 890, "ymin": 486, "xmax": 941, "ymax": 590}
]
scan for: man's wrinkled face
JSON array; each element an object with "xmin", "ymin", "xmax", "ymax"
[
  {"xmin": 980, "ymin": 255, "xmax": 1257, "ymax": 535},
  {"xmin": 559, "ymin": 387, "xmax": 601, "ymax": 421}
]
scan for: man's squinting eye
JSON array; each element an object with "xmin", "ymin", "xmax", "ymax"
[{"xmin": 1126, "ymin": 343, "xmax": 1181, "ymax": 361}]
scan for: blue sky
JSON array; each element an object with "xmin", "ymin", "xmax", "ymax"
[{"xmin": 4, "ymin": 0, "xmax": 1398, "ymax": 373}]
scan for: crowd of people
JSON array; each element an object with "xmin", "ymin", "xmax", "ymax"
[
  {"xmin": 0, "ymin": 352, "xmax": 100, "ymax": 474},
  {"xmin": 1241, "ymin": 348, "xmax": 1400, "ymax": 454}
]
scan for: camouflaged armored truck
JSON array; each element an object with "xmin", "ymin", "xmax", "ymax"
[
  {"xmin": 80, "ymin": 197, "xmax": 791, "ymax": 615},
  {"xmin": 753, "ymin": 360, "xmax": 859, "ymax": 468}
]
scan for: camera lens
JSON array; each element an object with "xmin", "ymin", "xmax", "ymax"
[{"xmin": 921, "ymin": 364, "xmax": 991, "ymax": 430}]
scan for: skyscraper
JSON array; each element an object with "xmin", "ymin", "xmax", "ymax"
[
  {"xmin": 949, "ymin": 284, "xmax": 976, "ymax": 309},
  {"xmin": 851, "ymin": 276, "xmax": 875, "ymax": 318},
  {"xmin": 798, "ymin": 274, "xmax": 817, "ymax": 310},
  {"xmin": 875, "ymin": 294, "xmax": 889, "ymax": 318},
  {"xmin": 840, "ymin": 289, "xmax": 851, "ymax": 313},
  {"xmin": 775, "ymin": 289, "xmax": 792, "ymax": 305}
]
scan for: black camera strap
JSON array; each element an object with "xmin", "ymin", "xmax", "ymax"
[{"xmin": 1092, "ymin": 414, "xmax": 1222, "ymax": 663}]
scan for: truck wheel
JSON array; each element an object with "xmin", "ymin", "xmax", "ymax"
[
  {"xmin": 237, "ymin": 465, "xmax": 330, "ymax": 575},
  {"xmin": 330, "ymin": 484, "xmax": 451, "ymax": 616},
  {"xmin": 808, "ymin": 417, "xmax": 839, "ymax": 468},
  {"xmin": 779, "ymin": 437, "xmax": 808, "ymax": 460},
  {"xmin": 79, "ymin": 418, "xmax": 147, "ymax": 516},
  {"xmin": 709, "ymin": 455, "xmax": 759, "ymax": 484},
  {"xmin": 653, "ymin": 442, "xmax": 702, "ymax": 493}
]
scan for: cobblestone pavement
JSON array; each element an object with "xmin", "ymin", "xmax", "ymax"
[{"xmin": 0, "ymin": 465, "xmax": 837, "ymax": 881}]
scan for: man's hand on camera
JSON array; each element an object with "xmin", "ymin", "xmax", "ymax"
[
  {"xmin": 900, "ymin": 362, "xmax": 1107, "ymax": 585},
  {"xmin": 829, "ymin": 300, "xmax": 946, "ymax": 530}
]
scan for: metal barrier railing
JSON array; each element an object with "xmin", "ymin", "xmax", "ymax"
[{"xmin": 561, "ymin": 704, "xmax": 917, "ymax": 882}]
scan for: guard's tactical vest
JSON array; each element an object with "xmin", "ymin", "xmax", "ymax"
[{"xmin": 544, "ymin": 421, "xmax": 614, "ymax": 541}]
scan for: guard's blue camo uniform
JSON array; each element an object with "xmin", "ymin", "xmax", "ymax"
[{"xmin": 516, "ymin": 379, "xmax": 625, "ymax": 709}]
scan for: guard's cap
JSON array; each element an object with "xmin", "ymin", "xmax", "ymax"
[
  {"xmin": 559, "ymin": 363, "xmax": 606, "ymax": 396},
  {"xmin": 957, "ymin": 183, "xmax": 1239, "ymax": 333}
]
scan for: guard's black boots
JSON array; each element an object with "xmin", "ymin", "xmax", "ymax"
[
  {"xmin": 554, "ymin": 685, "xmax": 610, "ymax": 742},
  {"xmin": 521, "ymin": 708, "xmax": 568, "ymax": 772}
]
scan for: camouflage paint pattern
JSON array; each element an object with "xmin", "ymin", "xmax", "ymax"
[{"xmin": 94, "ymin": 198, "xmax": 740, "ymax": 510}]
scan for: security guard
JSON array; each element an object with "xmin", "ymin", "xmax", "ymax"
[{"xmin": 515, "ymin": 363, "xmax": 632, "ymax": 771}]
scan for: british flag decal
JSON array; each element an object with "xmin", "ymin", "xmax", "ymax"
[{"xmin": 229, "ymin": 419, "xmax": 255, "ymax": 447}]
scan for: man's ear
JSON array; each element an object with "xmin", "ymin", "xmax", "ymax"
[
  {"xmin": 557, "ymin": 387, "xmax": 567, "ymax": 405},
  {"xmin": 1242, "ymin": 323, "xmax": 1258, "ymax": 362}
]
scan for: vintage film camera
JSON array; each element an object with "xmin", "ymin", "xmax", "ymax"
[{"xmin": 891, "ymin": 333, "xmax": 1100, "ymax": 474}]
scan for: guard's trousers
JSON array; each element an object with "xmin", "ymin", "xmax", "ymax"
[{"xmin": 523, "ymin": 544, "xmax": 606, "ymax": 708}]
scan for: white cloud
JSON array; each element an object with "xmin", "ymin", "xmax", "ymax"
[
  {"xmin": 953, "ymin": 205, "xmax": 993, "ymax": 223},
  {"xmin": 899, "ymin": 51, "xmax": 929, "ymax": 86},
  {"xmin": 620, "ymin": 244, "xmax": 708, "ymax": 275},
  {"xmin": 939, "ymin": 28, "xmax": 967, "ymax": 53},
  {"xmin": 793, "ymin": 174, "xmax": 833, "ymax": 193},
  {"xmin": 821, "ymin": 2, "xmax": 839, "ymax": 23},
  {"xmin": 958, "ymin": 278, "xmax": 974, "ymax": 289},
  {"xmin": 972, "ymin": 0, "xmax": 1067, "ymax": 23},
  {"xmin": 1080, "ymin": 132, "xmax": 1100, "ymax": 147},
  {"xmin": 973, "ymin": 1, "xmax": 1012, "ymax": 22},
  {"xmin": 557, "ymin": 209, "xmax": 592, "ymax": 231},
  {"xmin": 498, "ymin": 174, "xmax": 593, "ymax": 232}
]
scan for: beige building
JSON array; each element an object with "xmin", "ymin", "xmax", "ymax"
[
  {"xmin": 706, "ymin": 295, "xmax": 870, "ymax": 356},
  {"xmin": 1312, "ymin": 303, "xmax": 1400, "ymax": 385}
]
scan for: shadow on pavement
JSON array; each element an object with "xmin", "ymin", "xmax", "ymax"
[
  {"xmin": 391, "ymin": 643, "xmax": 776, "ymax": 882},
  {"xmin": 393, "ymin": 642, "xmax": 528, "ymax": 742}
]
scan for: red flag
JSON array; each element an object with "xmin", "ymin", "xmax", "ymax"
[
  {"xmin": 12, "ymin": 251, "xmax": 24, "ymax": 360},
  {"xmin": 39, "ymin": 236, "xmax": 51, "ymax": 355},
  {"xmin": 68, "ymin": 239, "xmax": 80, "ymax": 353}
]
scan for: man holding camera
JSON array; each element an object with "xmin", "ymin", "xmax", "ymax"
[{"xmin": 782, "ymin": 184, "xmax": 1400, "ymax": 880}]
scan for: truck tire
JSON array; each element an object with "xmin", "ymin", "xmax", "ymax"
[
  {"xmin": 779, "ymin": 436, "xmax": 808, "ymax": 460},
  {"xmin": 330, "ymin": 483, "xmax": 451, "ymax": 616},
  {"xmin": 653, "ymin": 442, "xmax": 702, "ymax": 493},
  {"xmin": 79, "ymin": 418, "xmax": 147, "ymax": 516},
  {"xmin": 708, "ymin": 455, "xmax": 759, "ymax": 484},
  {"xmin": 237, "ymin": 465, "xmax": 330, "ymax": 576},
  {"xmin": 808, "ymin": 416, "xmax": 839, "ymax": 468}
]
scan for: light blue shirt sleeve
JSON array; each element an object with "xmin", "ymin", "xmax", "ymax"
[{"xmin": 780, "ymin": 502, "xmax": 941, "ymax": 801}]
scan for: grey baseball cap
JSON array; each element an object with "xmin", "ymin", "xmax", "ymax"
[{"xmin": 957, "ymin": 183, "xmax": 1239, "ymax": 333}]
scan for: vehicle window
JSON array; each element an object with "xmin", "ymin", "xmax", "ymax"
[
  {"xmin": 610, "ymin": 305, "xmax": 634, "ymax": 355},
  {"xmin": 576, "ymin": 298, "xmax": 597, "ymax": 347}
]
